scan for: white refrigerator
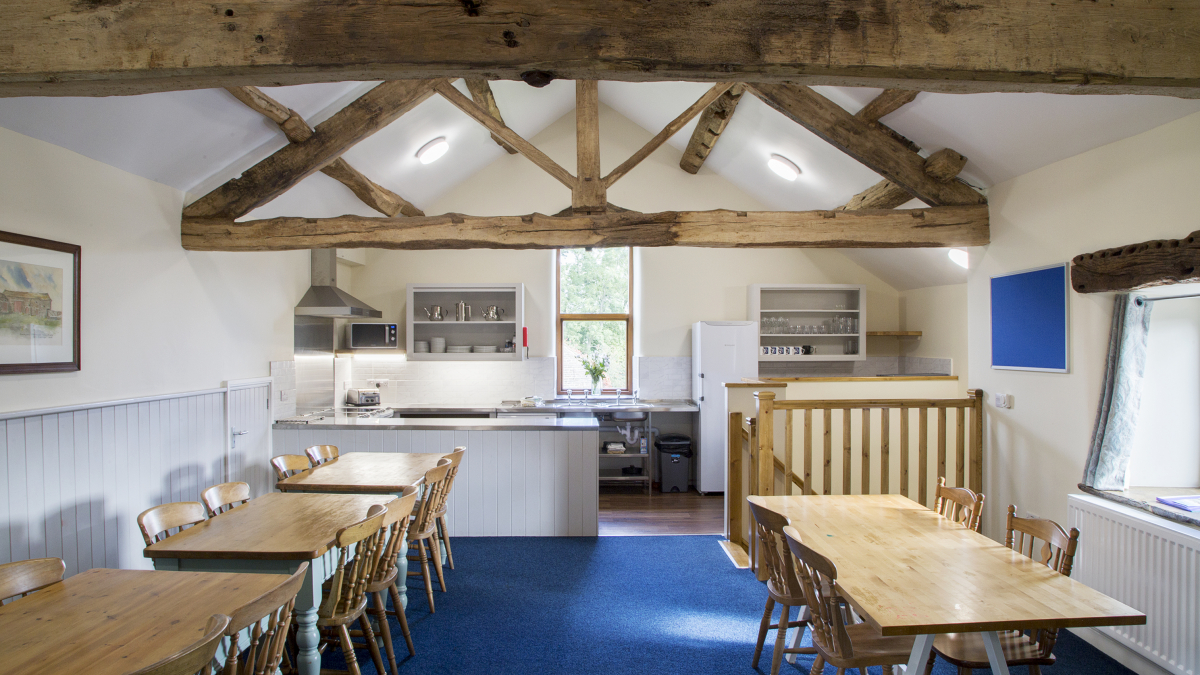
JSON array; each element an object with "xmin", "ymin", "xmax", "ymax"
[{"xmin": 692, "ymin": 321, "xmax": 760, "ymax": 494}]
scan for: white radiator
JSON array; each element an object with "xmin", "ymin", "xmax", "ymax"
[{"xmin": 1068, "ymin": 494, "xmax": 1200, "ymax": 675}]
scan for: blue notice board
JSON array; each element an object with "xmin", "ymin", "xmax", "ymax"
[{"xmin": 991, "ymin": 264, "xmax": 1069, "ymax": 372}]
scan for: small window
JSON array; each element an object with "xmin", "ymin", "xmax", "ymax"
[{"xmin": 557, "ymin": 248, "xmax": 632, "ymax": 394}]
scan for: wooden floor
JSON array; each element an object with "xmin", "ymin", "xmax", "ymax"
[{"xmin": 598, "ymin": 486, "xmax": 724, "ymax": 536}]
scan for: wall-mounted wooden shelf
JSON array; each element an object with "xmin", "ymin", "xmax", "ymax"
[{"xmin": 867, "ymin": 331, "xmax": 923, "ymax": 337}]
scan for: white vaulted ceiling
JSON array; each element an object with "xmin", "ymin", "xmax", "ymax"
[{"xmin": 1, "ymin": 80, "xmax": 1197, "ymax": 288}]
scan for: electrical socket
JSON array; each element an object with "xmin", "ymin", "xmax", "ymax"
[
  {"xmin": 369, "ymin": 379, "xmax": 389, "ymax": 389},
  {"xmin": 278, "ymin": 390, "xmax": 290, "ymax": 402},
  {"xmin": 993, "ymin": 392, "xmax": 1012, "ymax": 409}
]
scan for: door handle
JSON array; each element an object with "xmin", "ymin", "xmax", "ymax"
[{"xmin": 231, "ymin": 429, "xmax": 248, "ymax": 448}]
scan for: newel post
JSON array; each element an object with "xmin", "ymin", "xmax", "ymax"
[
  {"xmin": 968, "ymin": 389, "xmax": 985, "ymax": 494},
  {"xmin": 755, "ymin": 391, "xmax": 776, "ymax": 497}
]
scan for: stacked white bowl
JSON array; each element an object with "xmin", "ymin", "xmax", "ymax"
[
  {"xmin": 430, "ymin": 337, "xmax": 446, "ymax": 353},
  {"xmin": 414, "ymin": 341, "xmax": 430, "ymax": 353}
]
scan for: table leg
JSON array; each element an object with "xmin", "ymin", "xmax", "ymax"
[
  {"xmin": 294, "ymin": 606, "xmax": 321, "ymax": 675},
  {"xmin": 902, "ymin": 633, "xmax": 935, "ymax": 675},
  {"xmin": 980, "ymin": 631, "xmax": 1012, "ymax": 675}
]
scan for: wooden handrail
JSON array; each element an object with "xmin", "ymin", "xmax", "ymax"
[{"xmin": 774, "ymin": 397, "xmax": 977, "ymax": 410}]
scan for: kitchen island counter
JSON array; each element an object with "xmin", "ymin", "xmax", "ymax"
[
  {"xmin": 274, "ymin": 416, "xmax": 598, "ymax": 431},
  {"xmin": 385, "ymin": 399, "xmax": 699, "ymax": 415}
]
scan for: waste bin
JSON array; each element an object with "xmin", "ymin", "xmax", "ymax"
[{"xmin": 655, "ymin": 433, "xmax": 692, "ymax": 493}]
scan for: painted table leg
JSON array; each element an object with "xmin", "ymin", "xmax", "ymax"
[
  {"xmin": 980, "ymin": 631, "xmax": 1013, "ymax": 675},
  {"xmin": 294, "ymin": 606, "xmax": 321, "ymax": 675},
  {"xmin": 902, "ymin": 633, "xmax": 936, "ymax": 675}
]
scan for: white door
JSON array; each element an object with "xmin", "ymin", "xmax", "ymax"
[{"xmin": 227, "ymin": 382, "xmax": 274, "ymax": 498}]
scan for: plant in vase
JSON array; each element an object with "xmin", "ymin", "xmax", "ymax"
[{"xmin": 579, "ymin": 355, "xmax": 609, "ymax": 396}]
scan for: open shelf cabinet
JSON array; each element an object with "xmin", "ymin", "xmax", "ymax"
[
  {"xmin": 748, "ymin": 284, "xmax": 866, "ymax": 362},
  {"xmin": 406, "ymin": 283, "xmax": 525, "ymax": 361}
]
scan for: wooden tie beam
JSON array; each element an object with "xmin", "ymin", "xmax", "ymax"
[{"xmin": 1071, "ymin": 231, "xmax": 1200, "ymax": 293}]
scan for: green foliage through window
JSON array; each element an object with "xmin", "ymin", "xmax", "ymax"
[
  {"xmin": 558, "ymin": 248, "xmax": 631, "ymax": 392},
  {"xmin": 559, "ymin": 248, "xmax": 629, "ymax": 314}
]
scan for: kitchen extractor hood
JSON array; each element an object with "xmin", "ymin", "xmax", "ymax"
[{"xmin": 294, "ymin": 249, "xmax": 382, "ymax": 318}]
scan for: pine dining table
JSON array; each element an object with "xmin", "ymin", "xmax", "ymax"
[
  {"xmin": 0, "ymin": 567, "xmax": 291, "ymax": 674},
  {"xmin": 144, "ymin": 491, "xmax": 394, "ymax": 675},
  {"xmin": 749, "ymin": 494, "xmax": 1146, "ymax": 674}
]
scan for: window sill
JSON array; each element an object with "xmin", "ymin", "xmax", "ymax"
[{"xmin": 1078, "ymin": 484, "xmax": 1200, "ymax": 531}]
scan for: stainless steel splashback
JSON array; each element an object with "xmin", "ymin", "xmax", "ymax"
[{"xmin": 295, "ymin": 315, "xmax": 336, "ymax": 413}]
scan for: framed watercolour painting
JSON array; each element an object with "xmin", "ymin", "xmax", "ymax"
[{"xmin": 0, "ymin": 230, "xmax": 80, "ymax": 374}]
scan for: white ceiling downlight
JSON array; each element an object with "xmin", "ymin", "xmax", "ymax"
[
  {"xmin": 767, "ymin": 154, "xmax": 800, "ymax": 181},
  {"xmin": 948, "ymin": 249, "xmax": 970, "ymax": 269},
  {"xmin": 416, "ymin": 137, "xmax": 449, "ymax": 164}
]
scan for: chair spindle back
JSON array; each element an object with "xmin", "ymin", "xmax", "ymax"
[
  {"xmin": 200, "ymin": 481, "xmax": 250, "ymax": 517},
  {"xmin": 0, "ymin": 557, "xmax": 66, "ymax": 604},
  {"xmin": 319, "ymin": 507, "xmax": 388, "ymax": 620},
  {"xmin": 270, "ymin": 454, "xmax": 311, "ymax": 481},
  {"xmin": 1005, "ymin": 504, "xmax": 1081, "ymax": 658},
  {"xmin": 747, "ymin": 500, "xmax": 803, "ymax": 598},
  {"xmin": 129, "ymin": 614, "xmax": 231, "ymax": 675},
  {"xmin": 371, "ymin": 486, "xmax": 420, "ymax": 586},
  {"xmin": 303, "ymin": 445, "xmax": 339, "ymax": 466},
  {"xmin": 934, "ymin": 477, "xmax": 985, "ymax": 532},
  {"xmin": 782, "ymin": 526, "xmax": 855, "ymax": 661},
  {"xmin": 411, "ymin": 461, "xmax": 453, "ymax": 537},
  {"xmin": 224, "ymin": 562, "xmax": 308, "ymax": 675},
  {"xmin": 138, "ymin": 502, "xmax": 207, "ymax": 546}
]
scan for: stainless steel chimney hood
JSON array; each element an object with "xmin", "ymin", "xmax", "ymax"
[{"xmin": 294, "ymin": 249, "xmax": 382, "ymax": 318}]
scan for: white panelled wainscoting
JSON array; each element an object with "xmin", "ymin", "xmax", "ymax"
[
  {"xmin": 0, "ymin": 380, "xmax": 273, "ymax": 577},
  {"xmin": 1068, "ymin": 495, "xmax": 1200, "ymax": 675}
]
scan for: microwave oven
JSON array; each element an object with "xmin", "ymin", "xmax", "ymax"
[{"xmin": 348, "ymin": 323, "xmax": 398, "ymax": 349}]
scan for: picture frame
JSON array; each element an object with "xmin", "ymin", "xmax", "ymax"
[
  {"xmin": 0, "ymin": 230, "xmax": 81, "ymax": 374},
  {"xmin": 990, "ymin": 263, "xmax": 1069, "ymax": 373}
]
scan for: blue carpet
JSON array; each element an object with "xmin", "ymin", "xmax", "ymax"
[{"xmin": 323, "ymin": 536, "xmax": 1136, "ymax": 674}]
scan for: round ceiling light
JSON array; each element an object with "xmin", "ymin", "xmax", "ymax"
[
  {"xmin": 948, "ymin": 248, "xmax": 969, "ymax": 269},
  {"xmin": 416, "ymin": 137, "xmax": 449, "ymax": 164},
  {"xmin": 767, "ymin": 154, "xmax": 800, "ymax": 181}
]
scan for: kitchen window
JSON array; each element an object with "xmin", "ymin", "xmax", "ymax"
[{"xmin": 557, "ymin": 247, "xmax": 632, "ymax": 394}]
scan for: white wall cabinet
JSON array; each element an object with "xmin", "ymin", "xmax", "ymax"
[
  {"xmin": 407, "ymin": 283, "xmax": 525, "ymax": 361},
  {"xmin": 748, "ymin": 284, "xmax": 866, "ymax": 362}
]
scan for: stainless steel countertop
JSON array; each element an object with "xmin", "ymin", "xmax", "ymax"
[
  {"xmin": 274, "ymin": 416, "xmax": 601, "ymax": 431},
  {"xmin": 391, "ymin": 399, "xmax": 699, "ymax": 414}
]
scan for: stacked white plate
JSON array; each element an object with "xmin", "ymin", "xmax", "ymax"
[
  {"xmin": 473, "ymin": 346, "xmax": 498, "ymax": 353},
  {"xmin": 446, "ymin": 346, "xmax": 472, "ymax": 353},
  {"xmin": 430, "ymin": 337, "xmax": 446, "ymax": 353},
  {"xmin": 413, "ymin": 341, "xmax": 430, "ymax": 353}
]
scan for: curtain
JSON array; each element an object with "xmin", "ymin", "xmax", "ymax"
[{"xmin": 1083, "ymin": 294, "xmax": 1153, "ymax": 490}]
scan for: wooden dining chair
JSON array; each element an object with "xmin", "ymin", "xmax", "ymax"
[
  {"xmin": 129, "ymin": 614, "xmax": 231, "ymax": 675},
  {"xmin": 933, "ymin": 477, "xmax": 985, "ymax": 532},
  {"xmin": 270, "ymin": 454, "xmax": 311, "ymax": 481},
  {"xmin": 356, "ymin": 485, "xmax": 421, "ymax": 675},
  {"xmin": 432, "ymin": 446, "xmax": 465, "ymax": 570},
  {"xmin": 201, "ymin": 481, "xmax": 251, "ymax": 517},
  {"xmin": 747, "ymin": 501, "xmax": 816, "ymax": 675},
  {"xmin": 407, "ymin": 460, "xmax": 453, "ymax": 611},
  {"xmin": 221, "ymin": 562, "xmax": 308, "ymax": 675},
  {"xmin": 782, "ymin": 525, "xmax": 915, "ymax": 675},
  {"xmin": 303, "ymin": 444, "xmax": 339, "ymax": 466},
  {"xmin": 0, "ymin": 557, "xmax": 66, "ymax": 604},
  {"xmin": 926, "ymin": 505, "xmax": 1080, "ymax": 675},
  {"xmin": 138, "ymin": 502, "xmax": 207, "ymax": 546},
  {"xmin": 315, "ymin": 505, "xmax": 390, "ymax": 675}
]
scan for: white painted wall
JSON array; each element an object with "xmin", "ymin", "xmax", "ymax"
[
  {"xmin": 1127, "ymin": 291, "xmax": 1200, "ymax": 488},
  {"xmin": 966, "ymin": 111, "xmax": 1200, "ymax": 538},
  {"xmin": 352, "ymin": 104, "xmax": 903, "ymax": 360},
  {"xmin": 0, "ymin": 126, "xmax": 309, "ymax": 412},
  {"xmin": 899, "ymin": 283, "xmax": 969, "ymax": 394}
]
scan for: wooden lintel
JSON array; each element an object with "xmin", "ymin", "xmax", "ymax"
[
  {"xmin": 435, "ymin": 80, "xmax": 576, "ymax": 189},
  {"xmin": 4, "ymin": 3, "xmax": 1199, "ymax": 98},
  {"xmin": 464, "ymin": 79, "xmax": 518, "ymax": 154},
  {"xmin": 184, "ymin": 79, "xmax": 438, "ymax": 219},
  {"xmin": 842, "ymin": 148, "xmax": 969, "ymax": 210},
  {"xmin": 680, "ymin": 84, "xmax": 746, "ymax": 174},
  {"xmin": 225, "ymin": 86, "xmax": 424, "ymax": 218},
  {"xmin": 573, "ymin": 81, "xmax": 606, "ymax": 212},
  {"xmin": 1071, "ymin": 231, "xmax": 1200, "ymax": 293},
  {"xmin": 603, "ymin": 83, "xmax": 734, "ymax": 189},
  {"xmin": 750, "ymin": 84, "xmax": 984, "ymax": 207},
  {"xmin": 180, "ymin": 205, "xmax": 989, "ymax": 251}
]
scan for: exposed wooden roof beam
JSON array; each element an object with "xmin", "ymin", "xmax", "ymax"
[
  {"xmin": 603, "ymin": 83, "xmax": 734, "ymax": 189},
  {"xmin": 463, "ymin": 79, "xmax": 518, "ymax": 155},
  {"xmin": 435, "ymin": 80, "xmax": 576, "ymax": 189},
  {"xmin": 181, "ymin": 205, "xmax": 989, "ymax": 251},
  {"xmin": 225, "ymin": 86, "xmax": 423, "ymax": 218},
  {"xmin": 841, "ymin": 149, "xmax": 969, "ymax": 210},
  {"xmin": 573, "ymin": 81, "xmax": 605, "ymax": 213},
  {"xmin": 184, "ymin": 80, "xmax": 438, "ymax": 220},
  {"xmin": 855, "ymin": 90, "xmax": 920, "ymax": 124},
  {"xmin": 1071, "ymin": 231, "xmax": 1200, "ymax": 293},
  {"xmin": 4, "ymin": 2, "xmax": 1198, "ymax": 98},
  {"xmin": 679, "ymin": 85, "xmax": 745, "ymax": 174},
  {"xmin": 749, "ymin": 84, "xmax": 985, "ymax": 207}
]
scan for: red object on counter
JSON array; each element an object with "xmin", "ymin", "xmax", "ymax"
[{"xmin": 522, "ymin": 327, "xmax": 528, "ymax": 347}]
